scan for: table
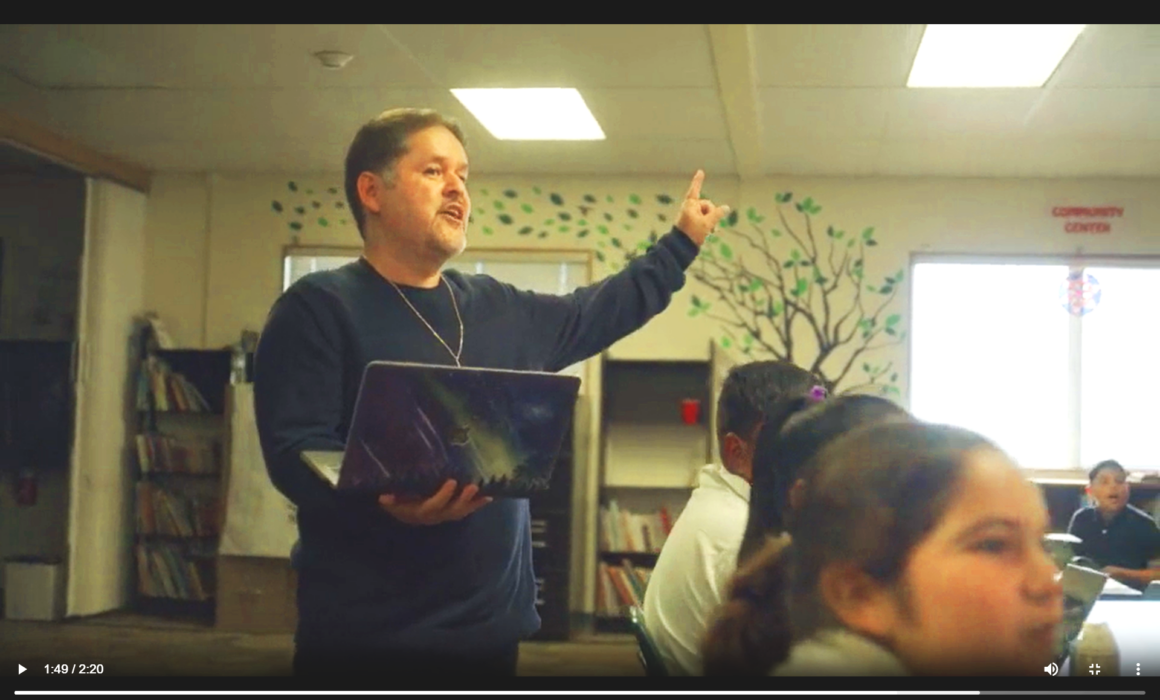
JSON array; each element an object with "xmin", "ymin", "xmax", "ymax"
[
  {"xmin": 1061, "ymin": 600, "xmax": 1160, "ymax": 676},
  {"xmin": 1100, "ymin": 577, "xmax": 1144, "ymax": 599}
]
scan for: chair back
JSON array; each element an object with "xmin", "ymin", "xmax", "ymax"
[{"xmin": 627, "ymin": 606, "xmax": 668, "ymax": 676}]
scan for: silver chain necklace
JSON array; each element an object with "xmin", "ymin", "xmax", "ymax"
[{"xmin": 387, "ymin": 276, "xmax": 464, "ymax": 367}]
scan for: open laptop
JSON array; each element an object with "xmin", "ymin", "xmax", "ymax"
[{"xmin": 301, "ymin": 361, "xmax": 581, "ymax": 499}]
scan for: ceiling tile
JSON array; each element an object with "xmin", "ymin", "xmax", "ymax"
[
  {"xmin": 753, "ymin": 24, "xmax": 925, "ymax": 87},
  {"xmin": 1024, "ymin": 88, "xmax": 1158, "ymax": 141},
  {"xmin": 763, "ymin": 139, "xmax": 881, "ymax": 176},
  {"xmin": 380, "ymin": 24, "xmax": 717, "ymax": 88},
  {"xmin": 882, "ymin": 89, "xmax": 1046, "ymax": 140},
  {"xmin": 1051, "ymin": 24, "xmax": 1160, "ymax": 88},
  {"xmin": 581, "ymin": 89, "xmax": 728, "ymax": 140},
  {"xmin": 759, "ymin": 88, "xmax": 891, "ymax": 141}
]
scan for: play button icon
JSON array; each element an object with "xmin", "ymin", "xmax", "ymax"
[{"xmin": 18, "ymin": 664, "xmax": 26, "ymax": 674}]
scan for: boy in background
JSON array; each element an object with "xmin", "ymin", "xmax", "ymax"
[{"xmin": 1067, "ymin": 460, "xmax": 1160, "ymax": 591}]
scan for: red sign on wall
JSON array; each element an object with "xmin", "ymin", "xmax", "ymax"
[{"xmin": 1050, "ymin": 206, "xmax": 1124, "ymax": 234}]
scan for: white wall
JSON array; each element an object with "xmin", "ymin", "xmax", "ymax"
[{"xmin": 67, "ymin": 178, "xmax": 147, "ymax": 616}]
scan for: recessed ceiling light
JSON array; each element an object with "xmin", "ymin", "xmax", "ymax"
[
  {"xmin": 450, "ymin": 88, "xmax": 606, "ymax": 140},
  {"xmin": 313, "ymin": 51, "xmax": 354, "ymax": 70},
  {"xmin": 907, "ymin": 25, "xmax": 1086, "ymax": 88}
]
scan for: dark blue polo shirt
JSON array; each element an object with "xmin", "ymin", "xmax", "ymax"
[{"xmin": 1067, "ymin": 503, "xmax": 1160, "ymax": 572}]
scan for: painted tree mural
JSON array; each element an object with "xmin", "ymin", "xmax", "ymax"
[{"xmin": 271, "ymin": 180, "xmax": 905, "ymax": 396}]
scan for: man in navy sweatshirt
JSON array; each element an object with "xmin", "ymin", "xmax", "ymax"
[{"xmin": 254, "ymin": 107, "xmax": 729, "ymax": 678}]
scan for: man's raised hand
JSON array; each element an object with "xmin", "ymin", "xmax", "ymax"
[{"xmin": 675, "ymin": 169, "xmax": 731, "ymax": 246}]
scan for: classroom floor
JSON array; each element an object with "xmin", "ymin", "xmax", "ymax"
[{"xmin": 0, "ymin": 613, "xmax": 643, "ymax": 677}]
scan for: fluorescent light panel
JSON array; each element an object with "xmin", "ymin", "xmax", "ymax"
[
  {"xmin": 907, "ymin": 24, "xmax": 1086, "ymax": 88},
  {"xmin": 450, "ymin": 88, "xmax": 605, "ymax": 140}
]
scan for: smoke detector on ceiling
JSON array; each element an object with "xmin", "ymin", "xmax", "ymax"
[{"xmin": 313, "ymin": 51, "xmax": 354, "ymax": 70}]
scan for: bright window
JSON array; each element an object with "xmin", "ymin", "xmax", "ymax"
[{"xmin": 909, "ymin": 258, "xmax": 1160, "ymax": 473}]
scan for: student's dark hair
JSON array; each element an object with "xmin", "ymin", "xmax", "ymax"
[
  {"xmin": 703, "ymin": 421, "xmax": 998, "ymax": 676},
  {"xmin": 344, "ymin": 108, "xmax": 467, "ymax": 239},
  {"xmin": 736, "ymin": 394, "xmax": 911, "ymax": 565},
  {"xmin": 1088, "ymin": 459, "xmax": 1126, "ymax": 482},
  {"xmin": 716, "ymin": 361, "xmax": 819, "ymax": 456}
]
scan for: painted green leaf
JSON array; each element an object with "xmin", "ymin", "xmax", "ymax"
[
  {"xmin": 550, "ymin": 193, "xmax": 564, "ymax": 206},
  {"xmin": 648, "ymin": 231, "xmax": 659, "ymax": 243},
  {"xmin": 881, "ymin": 285, "xmax": 894, "ymax": 294},
  {"xmin": 796, "ymin": 278, "xmax": 809, "ymax": 295},
  {"xmin": 493, "ymin": 201, "xmax": 504, "ymax": 211},
  {"xmin": 799, "ymin": 260, "xmax": 812, "ymax": 268},
  {"xmin": 720, "ymin": 243, "xmax": 733, "ymax": 259},
  {"xmin": 340, "ymin": 219, "xmax": 347, "ymax": 225},
  {"xmin": 826, "ymin": 226, "xmax": 835, "ymax": 237},
  {"xmin": 894, "ymin": 269, "xmax": 905, "ymax": 282},
  {"xmin": 743, "ymin": 333, "xmax": 753, "ymax": 346},
  {"xmin": 623, "ymin": 223, "xmax": 633, "ymax": 231},
  {"xmin": 886, "ymin": 314, "xmax": 902, "ymax": 327},
  {"xmin": 545, "ymin": 219, "xmax": 556, "ymax": 226},
  {"xmin": 809, "ymin": 204, "xmax": 822, "ymax": 215},
  {"xmin": 863, "ymin": 362, "xmax": 872, "ymax": 372},
  {"xmin": 657, "ymin": 194, "xmax": 673, "ymax": 205},
  {"xmin": 627, "ymin": 209, "xmax": 639, "ymax": 218},
  {"xmin": 559, "ymin": 225, "xmax": 570, "ymax": 232},
  {"xmin": 784, "ymin": 260, "xmax": 795, "ymax": 269},
  {"xmin": 335, "ymin": 202, "xmax": 345, "ymax": 209},
  {"xmin": 658, "ymin": 213, "xmax": 668, "ymax": 223},
  {"xmin": 533, "ymin": 187, "xmax": 542, "ymax": 195},
  {"xmin": 886, "ymin": 276, "xmax": 896, "ymax": 284},
  {"xmin": 327, "ymin": 187, "xmax": 338, "ymax": 194},
  {"xmin": 802, "ymin": 197, "xmax": 815, "ymax": 209},
  {"xmin": 860, "ymin": 319, "xmax": 874, "ymax": 330},
  {"xmin": 891, "ymin": 373, "xmax": 899, "ymax": 382},
  {"xmin": 606, "ymin": 195, "xmax": 614, "ymax": 203},
  {"xmin": 721, "ymin": 336, "xmax": 732, "ymax": 349},
  {"xmin": 747, "ymin": 207, "xmax": 759, "ymax": 222},
  {"xmin": 900, "ymin": 330, "xmax": 908, "ymax": 340},
  {"xmin": 484, "ymin": 227, "xmax": 494, "ymax": 236},
  {"xmin": 688, "ymin": 308, "xmax": 698, "ymax": 317},
  {"xmin": 558, "ymin": 211, "xmax": 571, "ymax": 221},
  {"xmin": 795, "ymin": 202, "xmax": 804, "ymax": 213},
  {"xmin": 538, "ymin": 232, "xmax": 549, "ymax": 239},
  {"xmin": 498, "ymin": 214, "xmax": 514, "ymax": 225},
  {"xmin": 816, "ymin": 275, "xmax": 828, "ymax": 285},
  {"xmin": 847, "ymin": 240, "xmax": 856, "ymax": 248},
  {"xmin": 578, "ymin": 229, "xmax": 590, "ymax": 238},
  {"xmin": 318, "ymin": 218, "xmax": 328, "ymax": 226},
  {"xmin": 834, "ymin": 230, "xmax": 845, "ymax": 239},
  {"xmin": 294, "ymin": 206, "xmax": 306, "ymax": 215},
  {"xmin": 595, "ymin": 251, "xmax": 606, "ymax": 262},
  {"xmin": 598, "ymin": 225, "xmax": 609, "ymax": 235},
  {"xmin": 584, "ymin": 194, "xmax": 597, "ymax": 203},
  {"xmin": 288, "ymin": 181, "xmax": 298, "ymax": 191},
  {"xmin": 272, "ymin": 201, "xmax": 283, "ymax": 212},
  {"xmin": 862, "ymin": 227, "xmax": 875, "ymax": 241},
  {"xmin": 312, "ymin": 201, "xmax": 321, "ymax": 209},
  {"xmin": 504, "ymin": 189, "xmax": 518, "ymax": 198},
  {"xmin": 604, "ymin": 213, "xmax": 614, "ymax": 222},
  {"xmin": 886, "ymin": 385, "xmax": 901, "ymax": 397},
  {"xmin": 306, "ymin": 189, "xmax": 313, "ymax": 195},
  {"xmin": 611, "ymin": 238, "xmax": 623, "ymax": 248},
  {"xmin": 629, "ymin": 194, "xmax": 641, "ymax": 205},
  {"xmin": 791, "ymin": 249, "xmax": 801, "ymax": 260},
  {"xmin": 518, "ymin": 226, "xmax": 534, "ymax": 236},
  {"xmin": 726, "ymin": 210, "xmax": 739, "ymax": 227},
  {"xmin": 769, "ymin": 228, "xmax": 782, "ymax": 237},
  {"xmin": 866, "ymin": 239, "xmax": 879, "ymax": 247},
  {"xmin": 578, "ymin": 219, "xmax": 588, "ymax": 226},
  {"xmin": 480, "ymin": 189, "xmax": 490, "ymax": 196},
  {"xmin": 289, "ymin": 221, "xmax": 302, "ymax": 231},
  {"xmin": 885, "ymin": 328, "xmax": 897, "ymax": 336}
]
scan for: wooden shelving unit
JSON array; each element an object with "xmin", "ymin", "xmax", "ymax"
[
  {"xmin": 131, "ymin": 323, "xmax": 251, "ymax": 622},
  {"xmin": 591, "ymin": 341, "xmax": 740, "ymax": 633}
]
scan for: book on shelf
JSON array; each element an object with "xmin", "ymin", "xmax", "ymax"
[
  {"xmin": 596, "ymin": 560, "xmax": 655, "ymax": 617},
  {"xmin": 136, "ymin": 482, "xmax": 220, "ymax": 538},
  {"xmin": 136, "ymin": 434, "xmax": 221, "ymax": 475},
  {"xmin": 599, "ymin": 499, "xmax": 673, "ymax": 553},
  {"xmin": 135, "ymin": 542, "xmax": 210, "ymax": 601},
  {"xmin": 137, "ymin": 356, "xmax": 212, "ymax": 413}
]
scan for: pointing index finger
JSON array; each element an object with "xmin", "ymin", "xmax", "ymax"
[{"xmin": 685, "ymin": 169, "xmax": 705, "ymax": 201}]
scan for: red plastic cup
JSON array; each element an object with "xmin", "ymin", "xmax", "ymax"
[{"xmin": 681, "ymin": 399, "xmax": 701, "ymax": 425}]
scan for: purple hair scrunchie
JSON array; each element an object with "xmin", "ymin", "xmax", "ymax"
[{"xmin": 807, "ymin": 385, "xmax": 828, "ymax": 404}]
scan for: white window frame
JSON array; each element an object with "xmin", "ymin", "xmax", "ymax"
[{"xmin": 907, "ymin": 253, "xmax": 1160, "ymax": 476}]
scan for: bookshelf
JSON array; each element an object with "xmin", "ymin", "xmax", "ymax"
[
  {"xmin": 132, "ymin": 324, "xmax": 250, "ymax": 622},
  {"xmin": 592, "ymin": 341, "xmax": 740, "ymax": 634}
]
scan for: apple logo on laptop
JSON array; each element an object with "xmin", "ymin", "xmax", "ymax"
[{"xmin": 448, "ymin": 425, "xmax": 470, "ymax": 446}]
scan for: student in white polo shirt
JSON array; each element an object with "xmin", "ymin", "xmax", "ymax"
[{"xmin": 641, "ymin": 361, "xmax": 818, "ymax": 676}]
